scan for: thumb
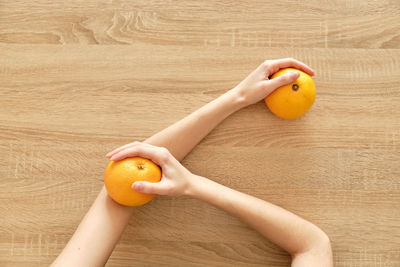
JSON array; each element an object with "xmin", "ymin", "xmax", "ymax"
[
  {"xmin": 267, "ymin": 71, "xmax": 300, "ymax": 90},
  {"xmin": 132, "ymin": 181, "xmax": 163, "ymax": 194}
]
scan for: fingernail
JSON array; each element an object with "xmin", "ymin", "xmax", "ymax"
[
  {"xmin": 290, "ymin": 71, "xmax": 300, "ymax": 78},
  {"xmin": 133, "ymin": 183, "xmax": 142, "ymax": 191}
]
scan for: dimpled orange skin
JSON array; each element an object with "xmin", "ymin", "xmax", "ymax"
[
  {"xmin": 104, "ymin": 157, "xmax": 162, "ymax": 206},
  {"xmin": 265, "ymin": 68, "xmax": 316, "ymax": 119}
]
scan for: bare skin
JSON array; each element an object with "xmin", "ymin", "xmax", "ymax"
[{"xmin": 52, "ymin": 58, "xmax": 332, "ymax": 267}]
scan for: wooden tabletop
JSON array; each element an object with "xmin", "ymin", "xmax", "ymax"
[{"xmin": 1, "ymin": 1, "xmax": 399, "ymax": 266}]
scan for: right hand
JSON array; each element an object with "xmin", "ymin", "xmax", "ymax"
[
  {"xmin": 232, "ymin": 58, "xmax": 315, "ymax": 106},
  {"xmin": 106, "ymin": 142, "xmax": 194, "ymax": 196}
]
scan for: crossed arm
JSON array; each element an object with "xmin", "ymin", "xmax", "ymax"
[{"xmin": 52, "ymin": 58, "xmax": 332, "ymax": 267}]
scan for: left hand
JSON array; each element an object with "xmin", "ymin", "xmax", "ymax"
[{"xmin": 232, "ymin": 58, "xmax": 315, "ymax": 106}]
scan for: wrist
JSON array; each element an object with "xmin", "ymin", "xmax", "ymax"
[
  {"xmin": 183, "ymin": 174, "xmax": 203, "ymax": 198},
  {"xmin": 223, "ymin": 87, "xmax": 248, "ymax": 111}
]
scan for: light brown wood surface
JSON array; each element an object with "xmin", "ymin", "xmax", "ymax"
[{"xmin": 1, "ymin": 1, "xmax": 399, "ymax": 266}]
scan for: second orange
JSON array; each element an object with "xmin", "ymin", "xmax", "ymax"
[{"xmin": 265, "ymin": 68, "xmax": 316, "ymax": 119}]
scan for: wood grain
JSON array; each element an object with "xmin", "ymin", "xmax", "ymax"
[
  {"xmin": 0, "ymin": 1, "xmax": 399, "ymax": 48},
  {"xmin": 1, "ymin": 1, "xmax": 400, "ymax": 266}
]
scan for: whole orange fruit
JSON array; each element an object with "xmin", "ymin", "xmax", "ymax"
[
  {"xmin": 104, "ymin": 157, "xmax": 162, "ymax": 206},
  {"xmin": 265, "ymin": 68, "xmax": 316, "ymax": 119}
]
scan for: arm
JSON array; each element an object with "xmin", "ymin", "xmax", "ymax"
[
  {"xmin": 52, "ymin": 58, "xmax": 314, "ymax": 266},
  {"xmin": 188, "ymin": 176, "xmax": 333, "ymax": 267},
  {"xmin": 109, "ymin": 88, "xmax": 245, "ymax": 162},
  {"xmin": 111, "ymin": 143, "xmax": 333, "ymax": 267},
  {"xmin": 106, "ymin": 58, "xmax": 314, "ymax": 162}
]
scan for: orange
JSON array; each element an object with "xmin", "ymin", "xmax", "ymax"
[
  {"xmin": 104, "ymin": 157, "xmax": 162, "ymax": 206},
  {"xmin": 265, "ymin": 68, "xmax": 316, "ymax": 119}
]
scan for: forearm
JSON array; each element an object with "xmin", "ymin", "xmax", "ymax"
[
  {"xmin": 145, "ymin": 89, "xmax": 245, "ymax": 161},
  {"xmin": 186, "ymin": 175, "xmax": 332, "ymax": 265},
  {"xmin": 52, "ymin": 188, "xmax": 133, "ymax": 267}
]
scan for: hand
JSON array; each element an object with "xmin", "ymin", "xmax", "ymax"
[
  {"xmin": 232, "ymin": 58, "xmax": 315, "ymax": 106},
  {"xmin": 106, "ymin": 142, "xmax": 193, "ymax": 196}
]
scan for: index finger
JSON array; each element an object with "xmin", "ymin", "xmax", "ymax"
[
  {"xmin": 270, "ymin": 58, "xmax": 315, "ymax": 76},
  {"xmin": 110, "ymin": 143, "xmax": 166, "ymax": 166},
  {"xmin": 106, "ymin": 141, "xmax": 138, "ymax": 158}
]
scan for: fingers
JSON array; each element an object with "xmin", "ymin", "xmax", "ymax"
[
  {"xmin": 106, "ymin": 142, "xmax": 138, "ymax": 158},
  {"xmin": 261, "ymin": 58, "xmax": 315, "ymax": 77},
  {"xmin": 132, "ymin": 180, "xmax": 172, "ymax": 195},
  {"xmin": 265, "ymin": 71, "xmax": 300, "ymax": 90},
  {"xmin": 110, "ymin": 142, "xmax": 170, "ymax": 166},
  {"xmin": 273, "ymin": 58, "xmax": 315, "ymax": 76}
]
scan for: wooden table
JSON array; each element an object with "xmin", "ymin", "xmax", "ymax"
[{"xmin": 1, "ymin": 1, "xmax": 399, "ymax": 266}]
